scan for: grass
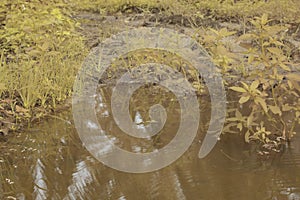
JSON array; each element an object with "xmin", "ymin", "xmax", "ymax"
[
  {"xmin": 72, "ymin": 0, "xmax": 300, "ymax": 23},
  {"xmin": 70, "ymin": 0, "xmax": 300, "ymax": 149},
  {"xmin": 0, "ymin": 0, "xmax": 87, "ymax": 131},
  {"xmin": 0, "ymin": 0, "xmax": 299, "ymax": 150}
]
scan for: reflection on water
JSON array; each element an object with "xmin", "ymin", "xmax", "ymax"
[
  {"xmin": 1, "ymin": 90, "xmax": 300, "ymax": 199},
  {"xmin": 66, "ymin": 160, "xmax": 93, "ymax": 199},
  {"xmin": 33, "ymin": 159, "xmax": 47, "ymax": 200}
]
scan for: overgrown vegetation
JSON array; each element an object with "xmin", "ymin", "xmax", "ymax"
[
  {"xmin": 199, "ymin": 14, "xmax": 300, "ymax": 152},
  {"xmin": 0, "ymin": 0, "xmax": 299, "ymax": 153},
  {"xmin": 0, "ymin": 0, "xmax": 87, "ymax": 133},
  {"xmin": 72, "ymin": 0, "xmax": 300, "ymax": 23}
]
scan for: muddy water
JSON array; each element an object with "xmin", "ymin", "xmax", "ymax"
[
  {"xmin": 1, "ymin": 9, "xmax": 300, "ymax": 196},
  {"xmin": 1, "ymin": 86, "xmax": 300, "ymax": 200}
]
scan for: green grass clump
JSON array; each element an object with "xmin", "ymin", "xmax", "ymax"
[
  {"xmin": 71, "ymin": 0, "xmax": 300, "ymax": 23},
  {"xmin": 71, "ymin": 0, "xmax": 189, "ymax": 14},
  {"xmin": 0, "ymin": 0, "xmax": 87, "ymax": 123},
  {"xmin": 192, "ymin": 0, "xmax": 300, "ymax": 23}
]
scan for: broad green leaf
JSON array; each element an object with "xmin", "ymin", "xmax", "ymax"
[
  {"xmin": 255, "ymin": 97, "xmax": 268, "ymax": 113},
  {"xmin": 229, "ymin": 86, "xmax": 247, "ymax": 93},
  {"xmin": 245, "ymin": 130, "xmax": 250, "ymax": 143},
  {"xmin": 239, "ymin": 95, "xmax": 250, "ymax": 104},
  {"xmin": 250, "ymin": 80, "xmax": 260, "ymax": 90},
  {"xmin": 235, "ymin": 109, "xmax": 243, "ymax": 120},
  {"xmin": 279, "ymin": 63, "xmax": 291, "ymax": 71},
  {"xmin": 238, "ymin": 34, "xmax": 256, "ymax": 41},
  {"xmin": 269, "ymin": 105, "xmax": 282, "ymax": 116},
  {"xmin": 237, "ymin": 123, "xmax": 243, "ymax": 131},
  {"xmin": 223, "ymin": 123, "xmax": 237, "ymax": 134},
  {"xmin": 240, "ymin": 81, "xmax": 250, "ymax": 90},
  {"xmin": 227, "ymin": 117, "xmax": 239, "ymax": 122},
  {"xmin": 247, "ymin": 113, "xmax": 254, "ymax": 127}
]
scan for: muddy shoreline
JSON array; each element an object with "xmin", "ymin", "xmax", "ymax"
[{"xmin": 1, "ymin": 10, "xmax": 299, "ymax": 144}]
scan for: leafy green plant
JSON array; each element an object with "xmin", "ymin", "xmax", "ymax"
[
  {"xmin": 1, "ymin": 0, "xmax": 299, "ymax": 151},
  {"xmin": 193, "ymin": 0, "xmax": 300, "ymax": 24},
  {"xmin": 0, "ymin": 0, "xmax": 87, "ymax": 129},
  {"xmin": 200, "ymin": 14, "xmax": 299, "ymax": 152}
]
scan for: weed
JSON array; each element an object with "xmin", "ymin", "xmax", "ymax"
[
  {"xmin": 200, "ymin": 14, "xmax": 299, "ymax": 151},
  {"xmin": 0, "ymin": 0, "xmax": 87, "ymax": 128}
]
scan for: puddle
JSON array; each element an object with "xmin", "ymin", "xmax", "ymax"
[
  {"xmin": 1, "ymin": 11, "xmax": 299, "ymax": 200},
  {"xmin": 1, "ymin": 85, "xmax": 300, "ymax": 200}
]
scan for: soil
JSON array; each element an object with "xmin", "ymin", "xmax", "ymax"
[
  {"xmin": 75, "ymin": 11, "xmax": 300, "ymax": 64},
  {"xmin": 1, "ymin": 10, "xmax": 299, "ymax": 139}
]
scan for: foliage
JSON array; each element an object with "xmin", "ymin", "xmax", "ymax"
[
  {"xmin": 193, "ymin": 0, "xmax": 300, "ymax": 23},
  {"xmin": 199, "ymin": 14, "xmax": 300, "ymax": 152},
  {"xmin": 71, "ymin": 0, "xmax": 195, "ymax": 15},
  {"xmin": 0, "ymin": 0, "xmax": 87, "ymax": 129},
  {"xmin": 71, "ymin": 0, "xmax": 300, "ymax": 24},
  {"xmin": 1, "ymin": 0, "xmax": 299, "ymax": 151}
]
